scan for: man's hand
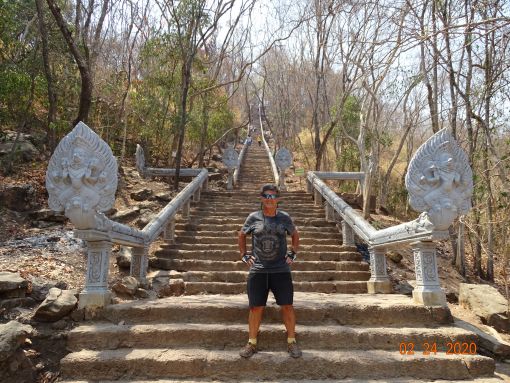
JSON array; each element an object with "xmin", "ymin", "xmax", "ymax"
[
  {"xmin": 285, "ymin": 250, "xmax": 297, "ymax": 265},
  {"xmin": 241, "ymin": 253, "xmax": 255, "ymax": 267}
]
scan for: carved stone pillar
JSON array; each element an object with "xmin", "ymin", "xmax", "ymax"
[
  {"xmin": 325, "ymin": 202, "xmax": 335, "ymax": 222},
  {"xmin": 76, "ymin": 230, "xmax": 112, "ymax": 309},
  {"xmin": 163, "ymin": 219, "xmax": 176, "ymax": 243},
  {"xmin": 193, "ymin": 187, "xmax": 201, "ymax": 202},
  {"xmin": 314, "ymin": 189, "xmax": 323, "ymax": 207},
  {"xmin": 227, "ymin": 168, "xmax": 234, "ymax": 190},
  {"xmin": 131, "ymin": 246, "xmax": 149, "ymax": 286},
  {"xmin": 181, "ymin": 200, "xmax": 190, "ymax": 219},
  {"xmin": 411, "ymin": 241, "xmax": 446, "ymax": 306},
  {"xmin": 341, "ymin": 220, "xmax": 355, "ymax": 247},
  {"xmin": 367, "ymin": 247, "xmax": 392, "ymax": 294}
]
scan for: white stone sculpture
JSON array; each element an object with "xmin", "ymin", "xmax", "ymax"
[
  {"xmin": 223, "ymin": 147, "xmax": 239, "ymax": 168},
  {"xmin": 405, "ymin": 129, "xmax": 473, "ymax": 230},
  {"xmin": 275, "ymin": 148, "xmax": 292, "ymax": 169},
  {"xmin": 46, "ymin": 122, "xmax": 118, "ymax": 230},
  {"xmin": 135, "ymin": 144, "xmax": 147, "ymax": 179}
]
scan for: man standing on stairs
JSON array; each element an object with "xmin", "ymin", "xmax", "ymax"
[{"xmin": 238, "ymin": 184, "xmax": 302, "ymax": 359}]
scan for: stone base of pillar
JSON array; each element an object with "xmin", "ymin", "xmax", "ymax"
[
  {"xmin": 367, "ymin": 279, "xmax": 392, "ymax": 294},
  {"xmin": 413, "ymin": 287, "xmax": 447, "ymax": 306},
  {"xmin": 78, "ymin": 290, "xmax": 111, "ymax": 309}
]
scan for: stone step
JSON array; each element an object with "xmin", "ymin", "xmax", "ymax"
[
  {"xmin": 173, "ymin": 235, "xmax": 342, "ymax": 245},
  {"xmin": 150, "ymin": 259, "xmax": 369, "ymax": 272},
  {"xmin": 177, "ymin": 217, "xmax": 337, "ymax": 227},
  {"xmin": 189, "ymin": 208, "xmax": 325, "ymax": 217},
  {"xmin": 200, "ymin": 196, "xmax": 314, "ymax": 203},
  {"xmin": 182, "ymin": 281, "xmax": 368, "ymax": 294},
  {"xmin": 153, "ymin": 249, "xmax": 363, "ymax": 262},
  {"xmin": 161, "ymin": 243, "xmax": 344, "ymax": 252},
  {"xmin": 67, "ymin": 322, "xmax": 477, "ymax": 352},
  {"xmin": 174, "ymin": 223, "xmax": 341, "ymax": 233},
  {"xmin": 164, "ymin": 270, "xmax": 370, "ymax": 283},
  {"xmin": 60, "ymin": 348, "xmax": 494, "ymax": 381},
  {"xmin": 102, "ymin": 293, "xmax": 453, "ymax": 326}
]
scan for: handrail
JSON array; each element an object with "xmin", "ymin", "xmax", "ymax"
[
  {"xmin": 306, "ymin": 128, "xmax": 474, "ymax": 306},
  {"xmin": 233, "ymin": 136, "xmax": 249, "ymax": 186},
  {"xmin": 308, "ymin": 172, "xmax": 444, "ymax": 248},
  {"xmin": 46, "ymin": 122, "xmax": 209, "ymax": 308},
  {"xmin": 258, "ymin": 104, "xmax": 279, "ymax": 185}
]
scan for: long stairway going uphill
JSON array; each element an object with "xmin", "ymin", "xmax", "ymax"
[{"xmin": 60, "ymin": 139, "xmax": 498, "ymax": 382}]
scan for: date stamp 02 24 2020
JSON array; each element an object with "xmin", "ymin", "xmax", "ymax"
[{"xmin": 399, "ymin": 341, "xmax": 477, "ymax": 356}]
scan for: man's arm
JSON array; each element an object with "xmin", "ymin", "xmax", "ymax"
[
  {"xmin": 290, "ymin": 229, "xmax": 299, "ymax": 253},
  {"xmin": 238, "ymin": 231, "xmax": 255, "ymax": 267}
]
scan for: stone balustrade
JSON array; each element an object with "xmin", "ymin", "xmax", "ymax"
[
  {"xmin": 258, "ymin": 105, "xmax": 280, "ymax": 186},
  {"xmin": 306, "ymin": 129, "xmax": 473, "ymax": 307},
  {"xmin": 46, "ymin": 122, "xmax": 208, "ymax": 309}
]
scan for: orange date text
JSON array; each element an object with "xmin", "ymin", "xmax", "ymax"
[{"xmin": 399, "ymin": 341, "xmax": 477, "ymax": 355}]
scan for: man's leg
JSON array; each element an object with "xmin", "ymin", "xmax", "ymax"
[
  {"xmin": 280, "ymin": 304, "xmax": 296, "ymax": 338},
  {"xmin": 249, "ymin": 306, "xmax": 265, "ymax": 339}
]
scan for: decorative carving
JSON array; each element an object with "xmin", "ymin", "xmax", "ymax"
[
  {"xmin": 275, "ymin": 148, "xmax": 292, "ymax": 170},
  {"xmin": 46, "ymin": 122, "xmax": 118, "ymax": 229},
  {"xmin": 135, "ymin": 144, "xmax": 147, "ymax": 179},
  {"xmin": 223, "ymin": 147, "xmax": 239, "ymax": 168},
  {"xmin": 405, "ymin": 129, "xmax": 473, "ymax": 230}
]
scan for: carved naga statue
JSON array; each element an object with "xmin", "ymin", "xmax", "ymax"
[
  {"xmin": 405, "ymin": 129, "xmax": 473, "ymax": 231},
  {"xmin": 46, "ymin": 122, "xmax": 118, "ymax": 230}
]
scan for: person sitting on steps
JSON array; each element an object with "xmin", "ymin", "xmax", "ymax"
[{"xmin": 238, "ymin": 184, "xmax": 302, "ymax": 358}]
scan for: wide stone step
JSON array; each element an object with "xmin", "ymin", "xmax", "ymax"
[
  {"xmin": 60, "ymin": 348, "xmax": 494, "ymax": 381},
  {"xmin": 150, "ymin": 259, "xmax": 369, "ymax": 272},
  {"xmin": 153, "ymin": 249, "xmax": 363, "ymax": 262},
  {"xmin": 177, "ymin": 217, "xmax": 337, "ymax": 227},
  {"xmin": 182, "ymin": 281, "xmax": 368, "ymax": 294},
  {"xmin": 162, "ymin": 243, "xmax": 344, "ymax": 252},
  {"xmin": 175, "ymin": 226, "xmax": 342, "ymax": 238},
  {"xmin": 157, "ymin": 270, "xmax": 370, "ymax": 283},
  {"xmin": 189, "ymin": 208, "xmax": 326, "ymax": 217},
  {"xmin": 57, "ymin": 379, "xmax": 507, "ymax": 383},
  {"xmin": 102, "ymin": 293, "xmax": 453, "ymax": 326},
  {"xmin": 67, "ymin": 322, "xmax": 477, "ymax": 352},
  {"xmin": 173, "ymin": 235, "xmax": 342, "ymax": 245},
  {"xmin": 174, "ymin": 223, "xmax": 341, "ymax": 233}
]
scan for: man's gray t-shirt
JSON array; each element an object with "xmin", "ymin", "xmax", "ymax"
[{"xmin": 241, "ymin": 210, "xmax": 296, "ymax": 273}]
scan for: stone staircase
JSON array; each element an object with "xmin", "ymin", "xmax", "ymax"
[{"xmin": 59, "ymin": 142, "xmax": 498, "ymax": 382}]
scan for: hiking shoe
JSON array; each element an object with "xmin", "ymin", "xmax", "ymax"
[
  {"xmin": 239, "ymin": 342, "xmax": 257, "ymax": 358},
  {"xmin": 287, "ymin": 341, "xmax": 302, "ymax": 358}
]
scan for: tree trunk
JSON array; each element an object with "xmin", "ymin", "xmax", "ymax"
[{"xmin": 35, "ymin": 0, "xmax": 57, "ymax": 149}]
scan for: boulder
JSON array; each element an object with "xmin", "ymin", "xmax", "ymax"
[
  {"xmin": 111, "ymin": 207, "xmax": 140, "ymax": 221},
  {"xmin": 0, "ymin": 272, "xmax": 28, "ymax": 299},
  {"xmin": 158, "ymin": 279, "xmax": 185, "ymax": 297},
  {"xmin": 0, "ymin": 184, "xmax": 36, "ymax": 212},
  {"xmin": 33, "ymin": 288, "xmax": 77, "ymax": 322},
  {"xmin": 459, "ymin": 283, "xmax": 510, "ymax": 332},
  {"xmin": 116, "ymin": 247, "xmax": 132, "ymax": 269},
  {"xmin": 0, "ymin": 321, "xmax": 33, "ymax": 361},
  {"xmin": 386, "ymin": 250, "xmax": 403, "ymax": 264},
  {"xmin": 29, "ymin": 278, "xmax": 55, "ymax": 302},
  {"xmin": 150, "ymin": 192, "xmax": 172, "ymax": 202},
  {"xmin": 130, "ymin": 188, "xmax": 153, "ymax": 201},
  {"xmin": 28, "ymin": 208, "xmax": 66, "ymax": 222},
  {"xmin": 112, "ymin": 276, "xmax": 138, "ymax": 296},
  {"xmin": 0, "ymin": 139, "xmax": 39, "ymax": 162}
]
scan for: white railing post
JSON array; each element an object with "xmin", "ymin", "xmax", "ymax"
[
  {"xmin": 314, "ymin": 189, "xmax": 323, "ymax": 206},
  {"xmin": 325, "ymin": 202, "xmax": 335, "ymax": 222},
  {"xmin": 193, "ymin": 187, "xmax": 201, "ymax": 202},
  {"xmin": 411, "ymin": 241, "xmax": 446, "ymax": 306},
  {"xmin": 76, "ymin": 230, "xmax": 112, "ymax": 309},
  {"xmin": 163, "ymin": 219, "xmax": 176, "ymax": 243},
  {"xmin": 181, "ymin": 200, "xmax": 190, "ymax": 219},
  {"xmin": 306, "ymin": 178, "xmax": 313, "ymax": 193},
  {"xmin": 341, "ymin": 221, "xmax": 355, "ymax": 247},
  {"xmin": 131, "ymin": 245, "xmax": 148, "ymax": 286},
  {"xmin": 227, "ymin": 168, "xmax": 234, "ymax": 190},
  {"xmin": 367, "ymin": 247, "xmax": 392, "ymax": 294}
]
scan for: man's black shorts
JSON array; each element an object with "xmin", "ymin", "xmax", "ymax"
[{"xmin": 247, "ymin": 272, "xmax": 293, "ymax": 307}]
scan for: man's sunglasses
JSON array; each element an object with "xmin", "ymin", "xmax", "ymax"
[{"xmin": 261, "ymin": 193, "xmax": 278, "ymax": 199}]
